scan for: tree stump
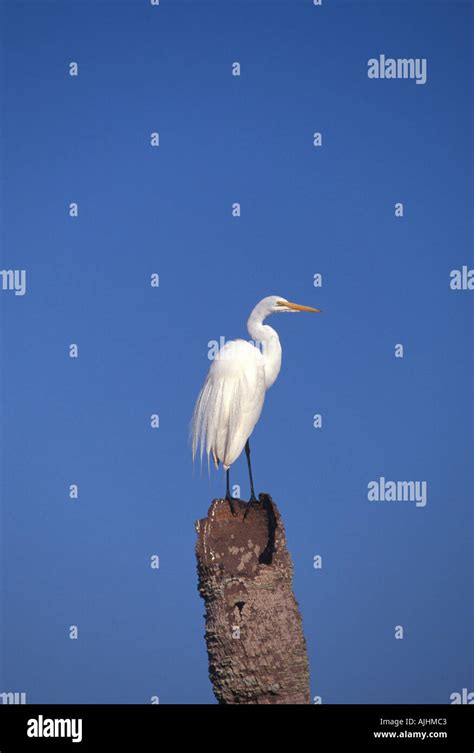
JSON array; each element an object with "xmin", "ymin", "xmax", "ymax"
[{"xmin": 195, "ymin": 493, "xmax": 311, "ymax": 704}]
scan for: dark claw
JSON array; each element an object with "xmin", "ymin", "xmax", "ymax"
[
  {"xmin": 225, "ymin": 495, "xmax": 238, "ymax": 517},
  {"xmin": 244, "ymin": 495, "xmax": 258, "ymax": 520}
]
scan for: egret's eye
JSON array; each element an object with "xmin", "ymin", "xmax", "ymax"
[{"xmin": 276, "ymin": 300, "xmax": 286, "ymax": 307}]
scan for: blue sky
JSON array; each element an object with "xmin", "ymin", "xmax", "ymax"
[{"xmin": 0, "ymin": 0, "xmax": 472, "ymax": 703}]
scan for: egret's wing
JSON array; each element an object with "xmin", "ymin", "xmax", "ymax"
[{"xmin": 191, "ymin": 340, "xmax": 266, "ymax": 470}]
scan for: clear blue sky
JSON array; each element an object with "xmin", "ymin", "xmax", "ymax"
[{"xmin": 0, "ymin": 0, "xmax": 472, "ymax": 703}]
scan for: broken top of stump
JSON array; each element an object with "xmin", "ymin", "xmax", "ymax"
[
  {"xmin": 196, "ymin": 494, "xmax": 279, "ymax": 571},
  {"xmin": 195, "ymin": 493, "xmax": 311, "ymax": 705}
]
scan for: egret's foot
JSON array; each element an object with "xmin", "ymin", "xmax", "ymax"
[
  {"xmin": 225, "ymin": 495, "xmax": 238, "ymax": 517},
  {"xmin": 244, "ymin": 494, "xmax": 258, "ymax": 520}
]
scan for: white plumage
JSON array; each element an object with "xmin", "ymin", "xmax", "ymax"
[
  {"xmin": 192, "ymin": 339, "xmax": 266, "ymax": 469},
  {"xmin": 191, "ymin": 296, "xmax": 320, "ymax": 499}
]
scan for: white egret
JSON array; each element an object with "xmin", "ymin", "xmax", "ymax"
[{"xmin": 191, "ymin": 296, "xmax": 321, "ymax": 514}]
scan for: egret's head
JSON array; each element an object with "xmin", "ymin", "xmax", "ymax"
[
  {"xmin": 270, "ymin": 296, "xmax": 321, "ymax": 314},
  {"xmin": 248, "ymin": 296, "xmax": 321, "ymax": 327}
]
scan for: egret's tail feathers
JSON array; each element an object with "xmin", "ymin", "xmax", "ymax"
[{"xmin": 191, "ymin": 379, "xmax": 213, "ymax": 469}]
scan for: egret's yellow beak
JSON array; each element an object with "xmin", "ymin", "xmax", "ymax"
[{"xmin": 278, "ymin": 300, "xmax": 321, "ymax": 313}]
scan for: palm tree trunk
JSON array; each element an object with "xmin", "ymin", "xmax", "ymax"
[{"xmin": 195, "ymin": 493, "xmax": 311, "ymax": 704}]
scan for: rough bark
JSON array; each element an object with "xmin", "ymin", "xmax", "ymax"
[{"xmin": 195, "ymin": 493, "xmax": 311, "ymax": 704}]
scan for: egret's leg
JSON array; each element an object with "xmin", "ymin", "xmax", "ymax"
[
  {"xmin": 225, "ymin": 468, "xmax": 237, "ymax": 516},
  {"xmin": 244, "ymin": 439, "xmax": 258, "ymax": 505}
]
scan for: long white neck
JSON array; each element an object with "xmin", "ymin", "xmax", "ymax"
[{"xmin": 247, "ymin": 304, "xmax": 282, "ymax": 389}]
